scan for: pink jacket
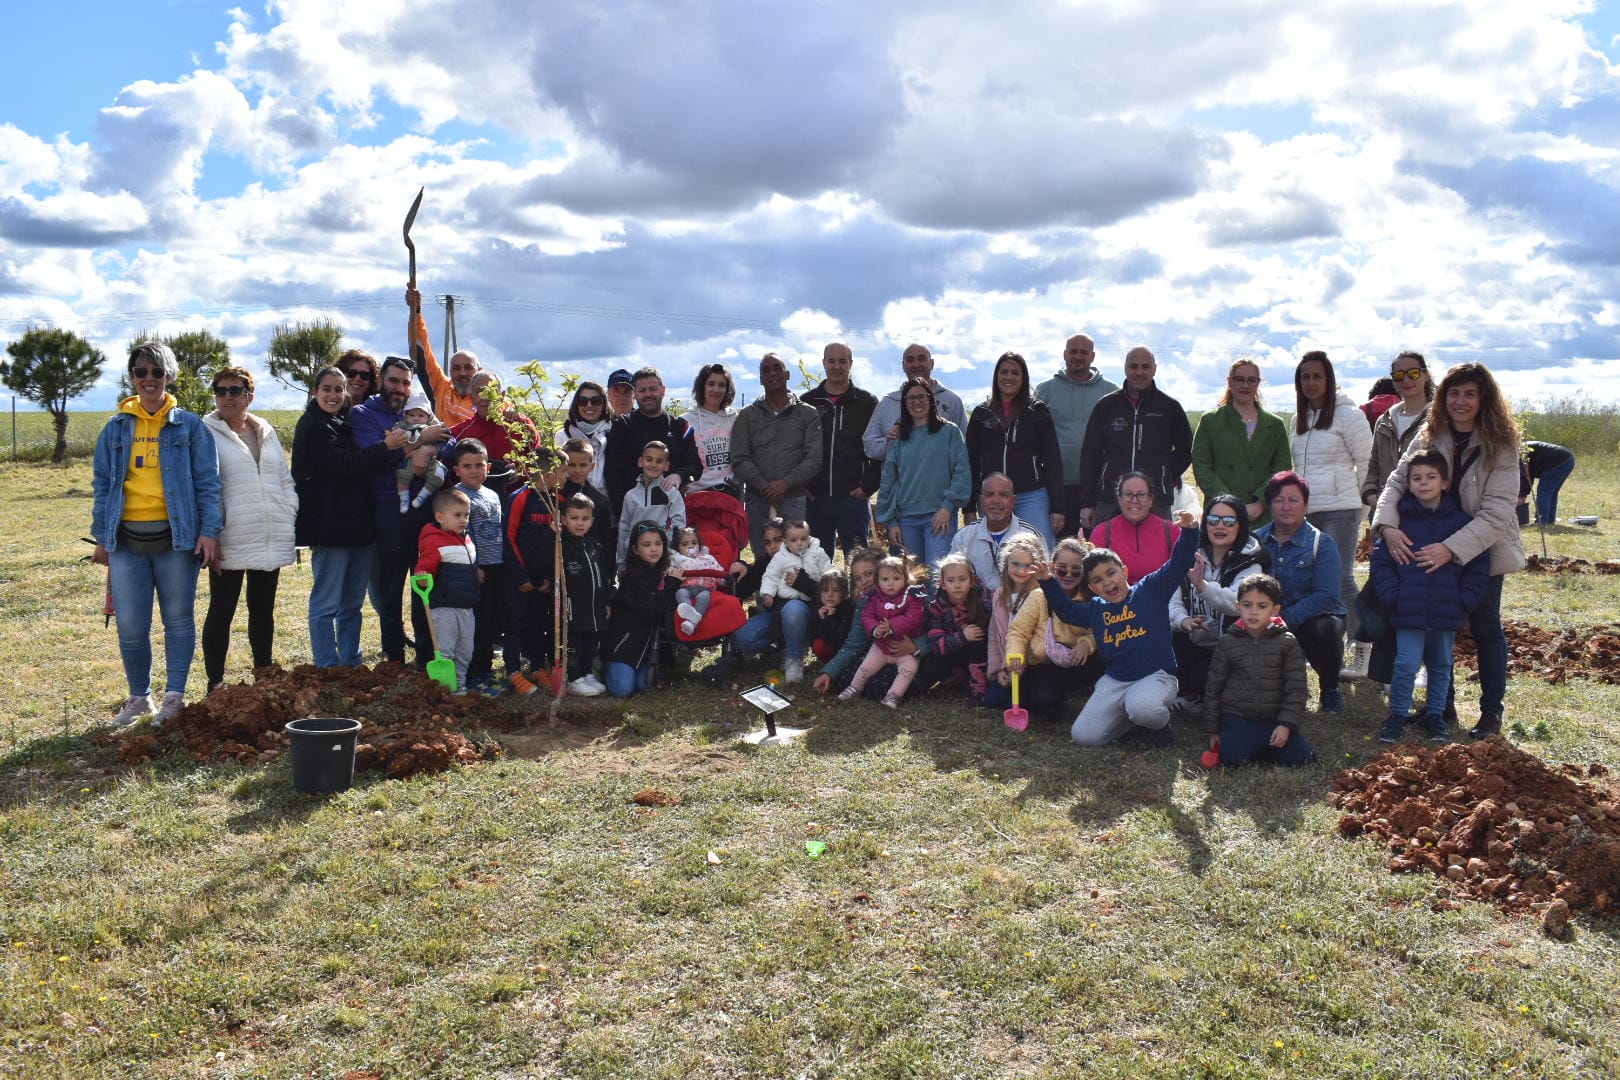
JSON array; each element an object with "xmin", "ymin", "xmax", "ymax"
[{"xmin": 861, "ymin": 588, "xmax": 926, "ymax": 656}]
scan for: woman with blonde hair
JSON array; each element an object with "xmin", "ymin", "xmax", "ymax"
[{"xmin": 1190, "ymin": 357, "xmax": 1291, "ymax": 525}]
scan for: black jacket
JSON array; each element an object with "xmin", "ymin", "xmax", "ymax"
[
  {"xmin": 964, "ymin": 398, "xmax": 1064, "ymax": 508},
  {"xmin": 1077, "ymin": 384, "xmax": 1194, "ymax": 509},
  {"xmin": 291, "ymin": 398, "xmax": 390, "ymax": 548},
  {"xmin": 604, "ymin": 558, "xmax": 678, "ymax": 667},
  {"xmin": 562, "ymin": 533, "xmax": 613, "ymax": 633},
  {"xmin": 561, "ymin": 479, "xmax": 615, "ymax": 578},
  {"xmin": 802, "ymin": 382, "xmax": 880, "ymax": 497},
  {"xmin": 604, "ymin": 410, "xmax": 701, "ymax": 513}
]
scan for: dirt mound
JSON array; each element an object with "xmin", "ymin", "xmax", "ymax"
[
  {"xmin": 100, "ymin": 664, "xmax": 538, "ymax": 778},
  {"xmin": 1523, "ymin": 554, "xmax": 1620, "ymax": 575},
  {"xmin": 1454, "ymin": 621, "xmax": 1620, "ymax": 686},
  {"xmin": 1331, "ymin": 738, "xmax": 1620, "ymax": 917}
]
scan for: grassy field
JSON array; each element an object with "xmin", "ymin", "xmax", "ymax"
[{"xmin": 1, "ymin": 449, "xmax": 1618, "ymax": 1078}]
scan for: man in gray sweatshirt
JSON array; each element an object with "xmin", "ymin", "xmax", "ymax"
[{"xmin": 1035, "ymin": 334, "xmax": 1118, "ymax": 538}]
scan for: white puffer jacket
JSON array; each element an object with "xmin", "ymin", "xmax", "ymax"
[
  {"xmin": 204, "ymin": 413, "xmax": 298, "ymax": 571},
  {"xmin": 1290, "ymin": 392, "xmax": 1372, "ymax": 513}
]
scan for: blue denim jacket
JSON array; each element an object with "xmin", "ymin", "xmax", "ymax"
[
  {"xmin": 1255, "ymin": 520, "xmax": 1344, "ymax": 627},
  {"xmin": 92, "ymin": 408, "xmax": 222, "ymax": 551}
]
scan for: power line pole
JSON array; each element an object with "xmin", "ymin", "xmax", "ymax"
[{"xmin": 437, "ymin": 294, "xmax": 461, "ymax": 360}]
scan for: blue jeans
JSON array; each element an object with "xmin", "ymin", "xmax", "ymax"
[
  {"xmin": 1534, "ymin": 457, "xmax": 1575, "ymax": 524},
  {"xmin": 309, "ymin": 545, "xmax": 374, "ymax": 667},
  {"xmin": 896, "ymin": 511, "xmax": 956, "ymax": 570},
  {"xmin": 1390, "ymin": 627, "xmax": 1455, "ymax": 718},
  {"xmin": 807, "ymin": 494, "xmax": 871, "ymax": 560},
  {"xmin": 733, "ymin": 598, "xmax": 812, "ymax": 661},
  {"xmin": 1218, "ymin": 714, "xmax": 1317, "ymax": 766},
  {"xmin": 108, "ymin": 546, "xmax": 200, "ymax": 697},
  {"xmin": 604, "ymin": 659, "xmax": 654, "ymax": 698},
  {"xmin": 1013, "ymin": 489, "xmax": 1056, "ymax": 549}
]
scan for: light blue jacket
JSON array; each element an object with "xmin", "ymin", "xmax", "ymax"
[
  {"xmin": 1255, "ymin": 520, "xmax": 1344, "ymax": 626},
  {"xmin": 875, "ymin": 421, "xmax": 971, "ymax": 524},
  {"xmin": 92, "ymin": 405, "xmax": 222, "ymax": 552}
]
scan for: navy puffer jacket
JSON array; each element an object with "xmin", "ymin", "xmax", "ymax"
[{"xmin": 1369, "ymin": 491, "xmax": 1491, "ymax": 630}]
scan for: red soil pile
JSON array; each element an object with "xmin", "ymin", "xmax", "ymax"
[
  {"xmin": 1454, "ymin": 621, "xmax": 1620, "ymax": 686},
  {"xmin": 1522, "ymin": 554, "xmax": 1620, "ymax": 575},
  {"xmin": 102, "ymin": 664, "xmax": 534, "ymax": 778},
  {"xmin": 1331, "ymin": 738, "xmax": 1620, "ymax": 917}
]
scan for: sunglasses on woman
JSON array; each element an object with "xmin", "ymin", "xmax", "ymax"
[
  {"xmin": 213, "ymin": 385, "xmax": 248, "ymax": 397},
  {"xmin": 1391, "ymin": 367, "xmax": 1425, "ymax": 381},
  {"xmin": 130, "ymin": 366, "xmax": 162, "ymax": 380},
  {"xmin": 1205, "ymin": 513, "xmax": 1239, "ymax": 527},
  {"xmin": 345, "ymin": 368, "xmax": 373, "ymax": 381},
  {"xmin": 576, "ymin": 395, "xmax": 604, "ymax": 406}
]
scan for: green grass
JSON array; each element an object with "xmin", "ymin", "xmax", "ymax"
[{"xmin": 1, "ymin": 450, "xmax": 1619, "ymax": 1077}]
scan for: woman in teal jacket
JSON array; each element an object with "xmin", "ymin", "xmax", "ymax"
[
  {"xmin": 875, "ymin": 377, "xmax": 971, "ymax": 569},
  {"xmin": 1191, "ymin": 358, "xmax": 1291, "ymax": 526}
]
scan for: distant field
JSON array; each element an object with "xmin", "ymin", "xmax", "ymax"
[{"xmin": 2, "ymin": 409, "xmax": 304, "ymax": 463}]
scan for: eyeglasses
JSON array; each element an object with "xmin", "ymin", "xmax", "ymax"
[
  {"xmin": 213, "ymin": 385, "xmax": 248, "ymax": 398},
  {"xmin": 1392, "ymin": 367, "xmax": 1425, "ymax": 381},
  {"xmin": 904, "ymin": 395, "xmax": 931, "ymax": 404},
  {"xmin": 576, "ymin": 395, "xmax": 604, "ymax": 406},
  {"xmin": 1006, "ymin": 560, "xmax": 1034, "ymax": 573},
  {"xmin": 130, "ymin": 367, "xmax": 161, "ymax": 380},
  {"xmin": 1229, "ymin": 375, "xmax": 1260, "ymax": 386},
  {"xmin": 1119, "ymin": 490, "xmax": 1152, "ymax": 501},
  {"xmin": 1053, "ymin": 565, "xmax": 1083, "ymax": 578},
  {"xmin": 344, "ymin": 369, "xmax": 373, "ymax": 381},
  {"xmin": 1205, "ymin": 513, "xmax": 1239, "ymax": 527}
]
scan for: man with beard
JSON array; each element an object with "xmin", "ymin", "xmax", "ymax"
[
  {"xmin": 352, "ymin": 356, "xmax": 457, "ymax": 667},
  {"xmin": 407, "ymin": 286, "xmax": 482, "ymax": 425}
]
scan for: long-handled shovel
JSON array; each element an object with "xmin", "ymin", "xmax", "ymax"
[
  {"xmin": 1004, "ymin": 653, "xmax": 1029, "ymax": 731},
  {"xmin": 402, "ymin": 187, "xmax": 431, "ymax": 408},
  {"xmin": 408, "ymin": 573, "xmax": 458, "ymax": 690}
]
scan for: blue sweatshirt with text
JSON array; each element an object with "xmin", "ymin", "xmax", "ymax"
[{"xmin": 1040, "ymin": 525, "xmax": 1199, "ymax": 681}]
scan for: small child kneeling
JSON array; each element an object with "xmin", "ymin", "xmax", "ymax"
[{"xmin": 1199, "ymin": 574, "xmax": 1317, "ymax": 767}]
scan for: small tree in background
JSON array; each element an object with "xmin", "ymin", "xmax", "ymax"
[
  {"xmin": 1, "ymin": 327, "xmax": 105, "ymax": 464},
  {"xmin": 118, "ymin": 328, "xmax": 231, "ymax": 414},
  {"xmin": 268, "ymin": 319, "xmax": 343, "ymax": 392}
]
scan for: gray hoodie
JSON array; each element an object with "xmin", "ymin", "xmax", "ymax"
[{"xmin": 1035, "ymin": 368, "xmax": 1119, "ymax": 485}]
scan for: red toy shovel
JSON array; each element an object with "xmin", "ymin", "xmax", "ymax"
[{"xmin": 1004, "ymin": 653, "xmax": 1029, "ymax": 731}]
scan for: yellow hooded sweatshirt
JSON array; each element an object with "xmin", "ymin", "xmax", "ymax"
[{"xmin": 119, "ymin": 394, "xmax": 176, "ymax": 522}]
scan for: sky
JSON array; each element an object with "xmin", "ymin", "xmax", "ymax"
[{"xmin": 4, "ymin": 0, "xmax": 1620, "ymax": 414}]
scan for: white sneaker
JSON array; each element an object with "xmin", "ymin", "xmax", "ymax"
[
  {"xmin": 1169, "ymin": 695, "xmax": 1201, "ymax": 714},
  {"xmin": 112, "ymin": 694, "xmax": 155, "ymax": 728},
  {"xmin": 153, "ymin": 691, "xmax": 185, "ymax": 727},
  {"xmin": 676, "ymin": 602, "xmax": 702, "ymax": 627},
  {"xmin": 680, "ymin": 620, "xmax": 697, "ymax": 636},
  {"xmin": 568, "ymin": 676, "xmax": 604, "ymax": 697},
  {"xmin": 838, "ymin": 686, "xmax": 858, "ymax": 701},
  {"xmin": 583, "ymin": 674, "xmax": 607, "ymax": 693},
  {"xmin": 784, "ymin": 658, "xmax": 804, "ymax": 684},
  {"xmin": 1344, "ymin": 641, "xmax": 1372, "ymax": 680}
]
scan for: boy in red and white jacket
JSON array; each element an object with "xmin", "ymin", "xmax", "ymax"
[{"xmin": 415, "ymin": 487, "xmax": 481, "ymax": 693}]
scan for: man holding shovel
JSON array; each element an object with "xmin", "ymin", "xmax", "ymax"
[{"xmin": 406, "ymin": 286, "xmax": 481, "ymax": 425}]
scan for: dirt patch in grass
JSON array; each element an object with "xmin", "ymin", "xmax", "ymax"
[
  {"xmin": 1453, "ymin": 621, "xmax": 1620, "ymax": 686},
  {"xmin": 98, "ymin": 664, "xmax": 563, "ymax": 778},
  {"xmin": 1522, "ymin": 554, "xmax": 1620, "ymax": 575},
  {"xmin": 1331, "ymin": 738, "xmax": 1620, "ymax": 917}
]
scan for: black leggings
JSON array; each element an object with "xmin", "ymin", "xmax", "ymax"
[
  {"xmin": 203, "ymin": 568, "xmax": 280, "ymax": 688},
  {"xmin": 1022, "ymin": 654, "xmax": 1103, "ymax": 723},
  {"xmin": 1291, "ymin": 613, "xmax": 1345, "ymax": 692},
  {"xmin": 1173, "ymin": 631, "xmax": 1214, "ymax": 698}
]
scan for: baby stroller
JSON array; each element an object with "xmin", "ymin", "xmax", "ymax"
[{"xmin": 671, "ymin": 487, "xmax": 749, "ymax": 644}]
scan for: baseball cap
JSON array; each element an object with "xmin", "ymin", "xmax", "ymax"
[{"xmin": 607, "ymin": 368, "xmax": 634, "ymax": 388}]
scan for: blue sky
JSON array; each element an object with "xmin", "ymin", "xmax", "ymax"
[{"xmin": 4, "ymin": 0, "xmax": 1620, "ymax": 412}]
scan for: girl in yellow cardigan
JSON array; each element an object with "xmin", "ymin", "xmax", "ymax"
[{"xmin": 1005, "ymin": 537, "xmax": 1102, "ymax": 726}]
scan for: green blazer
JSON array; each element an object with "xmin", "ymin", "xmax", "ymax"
[{"xmin": 1191, "ymin": 404, "xmax": 1292, "ymax": 524}]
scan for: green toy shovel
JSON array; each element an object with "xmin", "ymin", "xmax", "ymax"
[{"xmin": 409, "ymin": 573, "xmax": 458, "ymax": 690}]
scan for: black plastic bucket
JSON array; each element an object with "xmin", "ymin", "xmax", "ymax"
[{"xmin": 284, "ymin": 717, "xmax": 362, "ymax": 794}]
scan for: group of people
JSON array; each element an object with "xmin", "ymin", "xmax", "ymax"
[{"xmin": 91, "ymin": 307, "xmax": 1537, "ymax": 758}]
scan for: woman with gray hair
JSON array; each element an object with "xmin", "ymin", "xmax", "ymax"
[{"xmin": 90, "ymin": 342, "xmax": 222, "ymax": 726}]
